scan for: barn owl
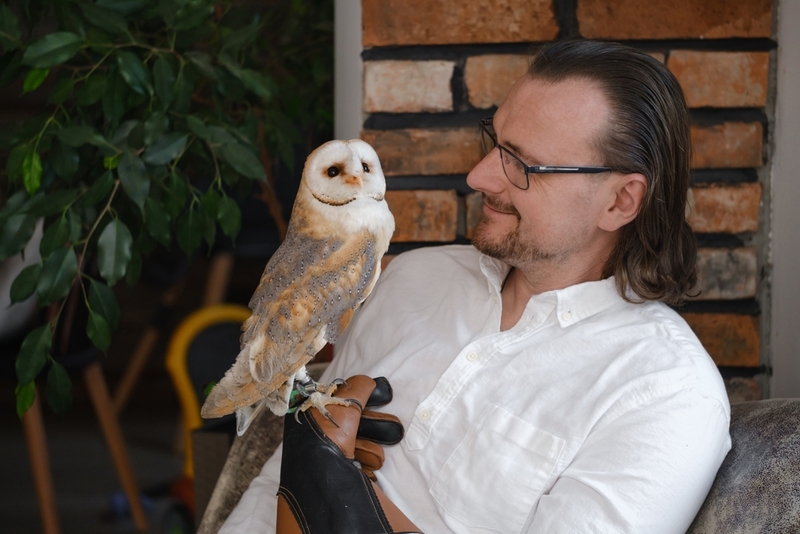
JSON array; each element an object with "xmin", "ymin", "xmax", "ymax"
[{"xmin": 201, "ymin": 139, "xmax": 395, "ymax": 435}]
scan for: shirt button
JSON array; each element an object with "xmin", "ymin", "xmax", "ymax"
[
  {"xmin": 562, "ymin": 311, "xmax": 572, "ymax": 321},
  {"xmin": 420, "ymin": 409, "xmax": 432, "ymax": 421},
  {"xmin": 466, "ymin": 351, "xmax": 479, "ymax": 362}
]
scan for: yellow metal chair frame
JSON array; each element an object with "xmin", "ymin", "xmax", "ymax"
[{"xmin": 165, "ymin": 303, "xmax": 251, "ymax": 477}]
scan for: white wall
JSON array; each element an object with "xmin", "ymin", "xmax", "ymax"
[
  {"xmin": 770, "ymin": 0, "xmax": 800, "ymax": 398},
  {"xmin": 334, "ymin": 0, "xmax": 363, "ymax": 140}
]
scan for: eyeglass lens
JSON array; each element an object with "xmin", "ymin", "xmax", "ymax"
[{"xmin": 480, "ymin": 122, "xmax": 528, "ymax": 189}]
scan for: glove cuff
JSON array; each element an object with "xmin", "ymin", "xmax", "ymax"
[{"xmin": 277, "ymin": 407, "xmax": 421, "ymax": 534}]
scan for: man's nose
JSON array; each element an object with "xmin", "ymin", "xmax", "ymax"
[{"xmin": 466, "ymin": 149, "xmax": 505, "ymax": 194}]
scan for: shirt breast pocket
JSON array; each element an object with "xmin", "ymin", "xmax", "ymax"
[{"xmin": 430, "ymin": 404, "xmax": 565, "ymax": 533}]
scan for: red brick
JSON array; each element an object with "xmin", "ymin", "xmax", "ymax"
[
  {"xmin": 667, "ymin": 51, "xmax": 769, "ymax": 108},
  {"xmin": 681, "ymin": 313, "xmax": 760, "ymax": 367},
  {"xmin": 385, "ymin": 190, "xmax": 458, "ymax": 242},
  {"xmin": 362, "ymin": 128, "xmax": 482, "ymax": 176},
  {"xmin": 691, "ymin": 122, "xmax": 763, "ymax": 169},
  {"xmin": 687, "ymin": 183, "xmax": 761, "ymax": 234},
  {"xmin": 364, "ymin": 60, "xmax": 455, "ymax": 113},
  {"xmin": 578, "ymin": 0, "xmax": 772, "ymax": 39},
  {"xmin": 724, "ymin": 377, "xmax": 762, "ymax": 403},
  {"xmin": 464, "ymin": 55, "xmax": 530, "ymax": 109},
  {"xmin": 362, "ymin": 0, "xmax": 559, "ymax": 47},
  {"xmin": 692, "ymin": 247, "xmax": 757, "ymax": 300}
]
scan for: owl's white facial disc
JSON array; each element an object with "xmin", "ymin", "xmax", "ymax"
[{"xmin": 302, "ymin": 139, "xmax": 386, "ymax": 207}]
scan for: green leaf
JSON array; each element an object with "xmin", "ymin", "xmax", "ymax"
[
  {"xmin": 46, "ymin": 362, "xmax": 72, "ymax": 413},
  {"xmin": 88, "ymin": 278, "xmax": 120, "ymax": 330},
  {"xmin": 77, "ymin": 72, "xmax": 106, "ymax": 105},
  {"xmin": 202, "ymin": 186, "xmax": 220, "ymax": 215},
  {"xmin": 0, "ymin": 213, "xmax": 36, "ymax": 262},
  {"xmin": 39, "ymin": 216, "xmax": 70, "ymax": 257},
  {"xmin": 96, "ymin": 0, "xmax": 149, "ymax": 14},
  {"xmin": 207, "ymin": 126, "xmax": 238, "ymax": 145},
  {"xmin": 22, "ymin": 151, "xmax": 43, "ymax": 195},
  {"xmin": 86, "ymin": 310, "xmax": 111, "ymax": 351},
  {"xmin": 56, "ymin": 125, "xmax": 106, "ymax": 147},
  {"xmin": 104, "ymin": 155, "xmax": 120, "ymax": 170},
  {"xmin": 153, "ymin": 56, "xmax": 175, "ymax": 110},
  {"xmin": 16, "ymin": 325, "xmax": 52, "ymax": 383},
  {"xmin": 143, "ymin": 133, "xmax": 187, "ymax": 165},
  {"xmin": 22, "ymin": 32, "xmax": 83, "ymax": 69},
  {"xmin": 22, "ymin": 68, "xmax": 49, "ymax": 94},
  {"xmin": 97, "ymin": 218, "xmax": 133, "ymax": 285},
  {"xmin": 217, "ymin": 196, "xmax": 241, "ymax": 240},
  {"xmin": 48, "ymin": 77, "xmax": 75, "ymax": 104},
  {"xmin": 79, "ymin": 170, "xmax": 114, "ymax": 207},
  {"xmin": 6, "ymin": 144, "xmax": 28, "ymax": 183},
  {"xmin": 15, "ymin": 381, "xmax": 35, "ymax": 419},
  {"xmin": 125, "ymin": 249, "xmax": 142, "ymax": 286},
  {"xmin": 186, "ymin": 115, "xmax": 210, "ymax": 140},
  {"xmin": 116, "ymin": 51, "xmax": 153, "ymax": 96},
  {"xmin": 239, "ymin": 69, "xmax": 274, "ymax": 99},
  {"xmin": 37, "ymin": 247, "xmax": 78, "ymax": 306},
  {"xmin": 172, "ymin": 0, "xmax": 215, "ymax": 31},
  {"xmin": 144, "ymin": 112, "xmax": 169, "ymax": 145},
  {"xmin": 27, "ymin": 190, "xmax": 81, "ymax": 217},
  {"xmin": 50, "ymin": 138, "xmax": 80, "ymax": 179},
  {"xmin": 66, "ymin": 208, "xmax": 81, "ymax": 243},
  {"xmin": 9, "ymin": 263, "xmax": 41, "ymax": 304},
  {"xmin": 173, "ymin": 73, "xmax": 192, "ymax": 114},
  {"xmin": 102, "ymin": 67, "xmax": 128, "ymax": 125},
  {"xmin": 0, "ymin": 190, "xmax": 28, "ymax": 220},
  {"xmin": 0, "ymin": 5, "xmax": 21, "ymax": 53},
  {"xmin": 221, "ymin": 25, "xmax": 259, "ymax": 55},
  {"xmin": 79, "ymin": 3, "xmax": 128, "ymax": 34},
  {"xmin": 117, "ymin": 151, "xmax": 149, "ymax": 212},
  {"xmin": 109, "ymin": 120, "xmax": 140, "ymax": 148},
  {"xmin": 218, "ymin": 143, "xmax": 266, "ymax": 181},
  {"xmin": 144, "ymin": 197, "xmax": 171, "ymax": 246},
  {"xmin": 185, "ymin": 51, "xmax": 216, "ymax": 79},
  {"xmin": 164, "ymin": 170, "xmax": 189, "ymax": 221},
  {"xmin": 176, "ymin": 206, "xmax": 204, "ymax": 256}
]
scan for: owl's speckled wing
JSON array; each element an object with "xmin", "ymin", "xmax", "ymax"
[{"xmin": 200, "ymin": 221, "xmax": 382, "ymax": 418}]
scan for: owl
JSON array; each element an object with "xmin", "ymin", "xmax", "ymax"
[{"xmin": 201, "ymin": 139, "xmax": 395, "ymax": 435}]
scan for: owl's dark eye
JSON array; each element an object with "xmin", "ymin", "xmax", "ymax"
[
  {"xmin": 362, "ymin": 163, "xmax": 370, "ymax": 173},
  {"xmin": 326, "ymin": 166, "xmax": 340, "ymax": 178}
]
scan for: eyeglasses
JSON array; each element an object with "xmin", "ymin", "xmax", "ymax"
[{"xmin": 478, "ymin": 117, "xmax": 613, "ymax": 190}]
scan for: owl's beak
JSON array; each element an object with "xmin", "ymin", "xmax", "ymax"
[{"xmin": 344, "ymin": 174, "xmax": 362, "ymax": 187}]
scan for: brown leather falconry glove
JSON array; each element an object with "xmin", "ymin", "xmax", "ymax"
[{"xmin": 277, "ymin": 375, "xmax": 422, "ymax": 534}]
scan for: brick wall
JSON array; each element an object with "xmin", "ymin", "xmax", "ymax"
[{"xmin": 358, "ymin": 0, "xmax": 775, "ymax": 401}]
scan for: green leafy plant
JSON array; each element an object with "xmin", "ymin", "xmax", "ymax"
[{"xmin": 0, "ymin": 0, "xmax": 333, "ymax": 417}]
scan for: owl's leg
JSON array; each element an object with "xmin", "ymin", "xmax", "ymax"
[{"xmin": 297, "ymin": 391, "xmax": 353, "ymax": 427}]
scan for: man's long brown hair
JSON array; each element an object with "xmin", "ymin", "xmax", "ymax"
[{"xmin": 528, "ymin": 40, "xmax": 697, "ymax": 305}]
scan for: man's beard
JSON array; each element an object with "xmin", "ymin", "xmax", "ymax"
[{"xmin": 471, "ymin": 193, "xmax": 559, "ymax": 266}]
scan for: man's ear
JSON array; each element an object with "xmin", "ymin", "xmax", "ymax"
[{"xmin": 598, "ymin": 173, "xmax": 647, "ymax": 232}]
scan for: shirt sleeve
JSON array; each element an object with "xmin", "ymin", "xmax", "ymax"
[{"xmin": 528, "ymin": 390, "xmax": 731, "ymax": 534}]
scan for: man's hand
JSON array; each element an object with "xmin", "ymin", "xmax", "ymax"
[{"xmin": 277, "ymin": 375, "xmax": 422, "ymax": 534}]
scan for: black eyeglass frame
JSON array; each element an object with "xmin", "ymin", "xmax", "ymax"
[{"xmin": 479, "ymin": 117, "xmax": 613, "ymax": 190}]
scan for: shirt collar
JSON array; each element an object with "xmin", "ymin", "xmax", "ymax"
[{"xmin": 477, "ymin": 252, "xmax": 622, "ymax": 328}]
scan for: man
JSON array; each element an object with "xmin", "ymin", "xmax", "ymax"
[{"xmin": 222, "ymin": 40, "xmax": 731, "ymax": 533}]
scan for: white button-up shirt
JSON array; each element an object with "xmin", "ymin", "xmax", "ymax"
[{"xmin": 222, "ymin": 245, "xmax": 731, "ymax": 534}]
